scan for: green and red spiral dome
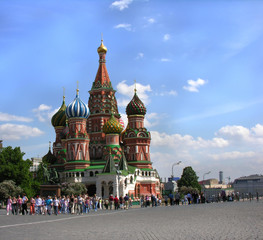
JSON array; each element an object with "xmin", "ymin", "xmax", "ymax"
[
  {"xmin": 51, "ymin": 96, "xmax": 67, "ymax": 127},
  {"xmin": 126, "ymin": 93, "xmax": 146, "ymax": 116},
  {"xmin": 103, "ymin": 114, "xmax": 123, "ymax": 134}
]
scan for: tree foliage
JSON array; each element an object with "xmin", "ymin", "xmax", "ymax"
[
  {"xmin": 177, "ymin": 166, "xmax": 201, "ymax": 193},
  {"xmin": 61, "ymin": 182, "xmax": 87, "ymax": 196},
  {"xmin": 0, "ymin": 180, "xmax": 23, "ymax": 201},
  {"xmin": 0, "ymin": 146, "xmax": 39, "ymax": 197}
]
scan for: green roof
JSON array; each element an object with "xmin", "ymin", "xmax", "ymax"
[
  {"xmin": 65, "ymin": 169, "xmax": 86, "ymax": 172},
  {"xmin": 140, "ymin": 168, "xmax": 153, "ymax": 171},
  {"xmin": 66, "ymin": 160, "xmax": 90, "ymax": 164},
  {"xmin": 86, "ymin": 165, "xmax": 105, "ymax": 170}
]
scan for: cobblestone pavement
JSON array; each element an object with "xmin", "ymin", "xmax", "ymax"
[{"xmin": 0, "ymin": 200, "xmax": 262, "ymax": 240}]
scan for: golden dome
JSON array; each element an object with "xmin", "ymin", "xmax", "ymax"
[{"xmin": 97, "ymin": 40, "xmax": 107, "ymax": 54}]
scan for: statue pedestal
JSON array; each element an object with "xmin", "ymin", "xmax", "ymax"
[{"xmin": 40, "ymin": 184, "xmax": 61, "ymax": 197}]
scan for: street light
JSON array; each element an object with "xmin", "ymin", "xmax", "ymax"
[{"xmin": 171, "ymin": 161, "xmax": 182, "ymax": 178}]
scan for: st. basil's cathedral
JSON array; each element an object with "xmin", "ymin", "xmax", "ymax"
[{"xmin": 47, "ymin": 40, "xmax": 161, "ymax": 198}]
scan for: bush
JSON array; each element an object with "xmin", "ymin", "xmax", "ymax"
[
  {"xmin": 0, "ymin": 180, "xmax": 23, "ymax": 201},
  {"xmin": 61, "ymin": 182, "xmax": 87, "ymax": 196}
]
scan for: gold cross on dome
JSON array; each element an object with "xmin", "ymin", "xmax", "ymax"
[
  {"xmin": 77, "ymin": 81, "xmax": 79, "ymax": 94},
  {"xmin": 134, "ymin": 79, "xmax": 137, "ymax": 93}
]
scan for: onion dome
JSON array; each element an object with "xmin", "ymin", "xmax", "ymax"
[
  {"xmin": 42, "ymin": 143, "xmax": 57, "ymax": 165},
  {"xmin": 66, "ymin": 89, "xmax": 89, "ymax": 119},
  {"xmin": 51, "ymin": 96, "xmax": 67, "ymax": 127},
  {"xmin": 97, "ymin": 40, "xmax": 107, "ymax": 54},
  {"xmin": 103, "ymin": 114, "xmax": 123, "ymax": 134},
  {"xmin": 119, "ymin": 118, "xmax": 125, "ymax": 129},
  {"xmin": 126, "ymin": 92, "xmax": 146, "ymax": 116}
]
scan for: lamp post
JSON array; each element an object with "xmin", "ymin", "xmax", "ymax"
[
  {"xmin": 203, "ymin": 171, "xmax": 211, "ymax": 201},
  {"xmin": 171, "ymin": 161, "xmax": 182, "ymax": 178}
]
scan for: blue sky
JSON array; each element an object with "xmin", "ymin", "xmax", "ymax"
[{"xmin": 1, "ymin": 0, "xmax": 263, "ymax": 182}]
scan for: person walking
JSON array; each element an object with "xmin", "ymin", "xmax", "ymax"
[
  {"xmin": 22, "ymin": 194, "xmax": 28, "ymax": 215},
  {"xmin": 35, "ymin": 196, "xmax": 42, "ymax": 215},
  {"xmin": 6, "ymin": 196, "xmax": 12, "ymax": 215},
  {"xmin": 77, "ymin": 195, "xmax": 83, "ymax": 215},
  {"xmin": 12, "ymin": 196, "xmax": 17, "ymax": 215},
  {"xmin": 93, "ymin": 194, "xmax": 98, "ymax": 212},
  {"xmin": 30, "ymin": 197, "xmax": 36, "ymax": 215},
  {"xmin": 124, "ymin": 194, "xmax": 129, "ymax": 210},
  {"xmin": 114, "ymin": 195, "xmax": 119, "ymax": 210},
  {"xmin": 109, "ymin": 194, "xmax": 114, "ymax": 210},
  {"xmin": 17, "ymin": 195, "xmax": 22, "ymax": 215},
  {"xmin": 53, "ymin": 196, "xmax": 59, "ymax": 215}
]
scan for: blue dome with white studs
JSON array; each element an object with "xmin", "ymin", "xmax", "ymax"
[{"xmin": 66, "ymin": 90, "xmax": 89, "ymax": 119}]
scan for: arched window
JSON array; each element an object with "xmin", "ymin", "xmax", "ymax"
[
  {"xmin": 90, "ymin": 171, "xmax": 94, "ymax": 177},
  {"xmin": 69, "ymin": 173, "xmax": 71, "ymax": 177},
  {"xmin": 81, "ymin": 172, "xmax": 84, "ymax": 177},
  {"xmin": 130, "ymin": 176, "xmax": 133, "ymax": 184},
  {"xmin": 76, "ymin": 172, "xmax": 79, "ymax": 177},
  {"xmin": 95, "ymin": 171, "xmax": 99, "ymax": 176}
]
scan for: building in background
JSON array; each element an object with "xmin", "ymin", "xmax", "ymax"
[
  {"xmin": 199, "ymin": 177, "xmax": 233, "ymax": 201},
  {"xmin": 29, "ymin": 157, "xmax": 43, "ymax": 177},
  {"xmin": 45, "ymin": 40, "xmax": 161, "ymax": 198},
  {"xmin": 219, "ymin": 171, "xmax": 224, "ymax": 184},
  {"xmin": 233, "ymin": 175, "xmax": 263, "ymax": 196}
]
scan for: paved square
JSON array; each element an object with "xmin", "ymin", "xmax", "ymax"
[{"xmin": 0, "ymin": 200, "xmax": 262, "ymax": 240}]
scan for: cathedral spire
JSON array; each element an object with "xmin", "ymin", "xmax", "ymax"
[{"xmin": 92, "ymin": 39, "xmax": 112, "ymax": 90}]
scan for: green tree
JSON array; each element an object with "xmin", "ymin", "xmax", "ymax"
[
  {"xmin": 177, "ymin": 166, "xmax": 201, "ymax": 193},
  {"xmin": 0, "ymin": 180, "xmax": 23, "ymax": 201},
  {"xmin": 0, "ymin": 146, "xmax": 38, "ymax": 197}
]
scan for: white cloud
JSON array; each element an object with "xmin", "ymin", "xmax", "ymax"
[
  {"xmin": 135, "ymin": 52, "xmax": 144, "ymax": 59},
  {"xmin": 149, "ymin": 123, "xmax": 263, "ymax": 179},
  {"xmin": 148, "ymin": 18, "xmax": 155, "ymax": 24},
  {"xmin": 161, "ymin": 58, "xmax": 171, "ymax": 62},
  {"xmin": 0, "ymin": 123, "xmax": 44, "ymax": 140},
  {"xmin": 114, "ymin": 23, "xmax": 132, "ymax": 31},
  {"xmin": 183, "ymin": 78, "xmax": 207, "ymax": 92},
  {"xmin": 209, "ymin": 151, "xmax": 256, "ymax": 161},
  {"xmin": 163, "ymin": 34, "xmax": 170, "ymax": 41},
  {"xmin": 33, "ymin": 104, "xmax": 56, "ymax": 123},
  {"xmin": 155, "ymin": 90, "xmax": 177, "ymax": 96},
  {"xmin": 111, "ymin": 0, "xmax": 133, "ymax": 11},
  {"xmin": 116, "ymin": 80, "xmax": 151, "ymax": 107},
  {"xmin": 216, "ymin": 124, "xmax": 263, "ymax": 145},
  {"xmin": 144, "ymin": 112, "xmax": 165, "ymax": 128},
  {"xmin": 151, "ymin": 131, "xmax": 229, "ymax": 149},
  {"xmin": 252, "ymin": 124, "xmax": 263, "ymax": 137},
  {"xmin": 0, "ymin": 112, "xmax": 33, "ymax": 122}
]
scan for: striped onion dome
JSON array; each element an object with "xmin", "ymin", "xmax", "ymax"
[
  {"xmin": 51, "ymin": 96, "xmax": 67, "ymax": 127},
  {"xmin": 119, "ymin": 117, "xmax": 125, "ymax": 130},
  {"xmin": 103, "ymin": 114, "xmax": 123, "ymax": 134},
  {"xmin": 66, "ymin": 89, "xmax": 89, "ymax": 119},
  {"xmin": 126, "ymin": 92, "xmax": 146, "ymax": 116}
]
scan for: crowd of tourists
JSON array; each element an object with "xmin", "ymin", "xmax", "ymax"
[
  {"xmin": 5, "ymin": 191, "xmax": 258, "ymax": 215},
  {"xmin": 5, "ymin": 193, "xmax": 131, "ymax": 216}
]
